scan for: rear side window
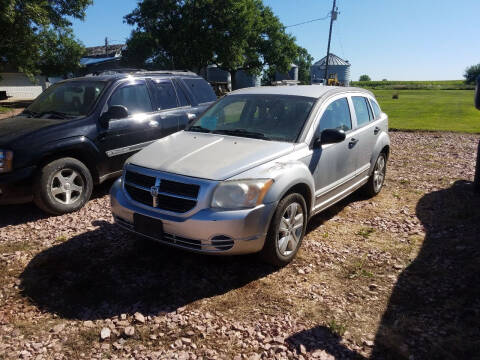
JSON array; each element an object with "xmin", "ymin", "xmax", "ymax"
[
  {"xmin": 109, "ymin": 83, "xmax": 152, "ymax": 114},
  {"xmin": 352, "ymin": 96, "xmax": 371, "ymax": 127},
  {"xmin": 152, "ymin": 80, "xmax": 178, "ymax": 110},
  {"xmin": 173, "ymin": 81, "xmax": 191, "ymax": 107},
  {"xmin": 369, "ymin": 99, "xmax": 382, "ymax": 119},
  {"xmin": 318, "ymin": 98, "xmax": 352, "ymax": 132},
  {"xmin": 182, "ymin": 78, "xmax": 216, "ymax": 104}
]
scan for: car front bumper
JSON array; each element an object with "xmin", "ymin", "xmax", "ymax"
[
  {"xmin": 0, "ymin": 166, "xmax": 36, "ymax": 204},
  {"xmin": 110, "ymin": 178, "xmax": 277, "ymax": 255}
]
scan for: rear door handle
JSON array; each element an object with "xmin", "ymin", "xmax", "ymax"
[
  {"xmin": 374, "ymin": 126, "xmax": 380, "ymax": 135},
  {"xmin": 187, "ymin": 113, "xmax": 197, "ymax": 120},
  {"xmin": 349, "ymin": 138, "xmax": 359, "ymax": 147}
]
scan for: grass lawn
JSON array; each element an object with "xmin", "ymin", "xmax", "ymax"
[
  {"xmin": 372, "ymin": 89, "xmax": 480, "ymax": 133},
  {"xmin": 0, "ymin": 106, "xmax": 10, "ymax": 113}
]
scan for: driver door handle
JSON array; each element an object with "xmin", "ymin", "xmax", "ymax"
[
  {"xmin": 374, "ymin": 126, "xmax": 381, "ymax": 135},
  {"xmin": 349, "ymin": 138, "xmax": 359, "ymax": 147}
]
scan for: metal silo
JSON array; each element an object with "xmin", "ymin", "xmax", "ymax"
[
  {"xmin": 275, "ymin": 64, "xmax": 299, "ymax": 82},
  {"xmin": 234, "ymin": 70, "xmax": 261, "ymax": 90},
  {"xmin": 310, "ymin": 53, "xmax": 350, "ymax": 86}
]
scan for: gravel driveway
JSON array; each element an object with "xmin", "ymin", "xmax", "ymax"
[{"xmin": 0, "ymin": 131, "xmax": 479, "ymax": 359}]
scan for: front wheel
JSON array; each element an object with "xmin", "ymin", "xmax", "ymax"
[
  {"xmin": 260, "ymin": 193, "xmax": 307, "ymax": 266},
  {"xmin": 33, "ymin": 157, "xmax": 93, "ymax": 215},
  {"xmin": 363, "ymin": 152, "xmax": 387, "ymax": 197}
]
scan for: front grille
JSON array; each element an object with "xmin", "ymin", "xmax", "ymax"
[
  {"xmin": 125, "ymin": 171, "xmax": 155, "ymax": 188},
  {"xmin": 124, "ymin": 168, "xmax": 199, "ymax": 213}
]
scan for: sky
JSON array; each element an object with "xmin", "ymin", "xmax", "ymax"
[{"xmin": 71, "ymin": 0, "xmax": 480, "ymax": 81}]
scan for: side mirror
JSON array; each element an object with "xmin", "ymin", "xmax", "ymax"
[
  {"xmin": 100, "ymin": 105, "xmax": 128, "ymax": 127},
  {"xmin": 313, "ymin": 129, "xmax": 346, "ymax": 148}
]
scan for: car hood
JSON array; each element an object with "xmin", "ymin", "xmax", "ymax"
[
  {"xmin": 127, "ymin": 131, "xmax": 295, "ymax": 181},
  {"xmin": 0, "ymin": 115, "xmax": 59, "ymax": 146}
]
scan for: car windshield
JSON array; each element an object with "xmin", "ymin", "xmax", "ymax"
[
  {"xmin": 25, "ymin": 81, "xmax": 106, "ymax": 119},
  {"xmin": 187, "ymin": 94, "xmax": 316, "ymax": 142}
]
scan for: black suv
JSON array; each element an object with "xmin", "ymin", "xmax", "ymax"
[{"xmin": 0, "ymin": 71, "xmax": 216, "ymax": 214}]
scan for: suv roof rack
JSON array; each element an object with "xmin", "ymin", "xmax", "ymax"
[{"xmin": 135, "ymin": 70, "xmax": 198, "ymax": 76}]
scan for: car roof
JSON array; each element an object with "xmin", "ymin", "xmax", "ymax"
[
  {"xmin": 229, "ymin": 85, "xmax": 374, "ymax": 99},
  {"xmin": 59, "ymin": 71, "xmax": 201, "ymax": 84}
]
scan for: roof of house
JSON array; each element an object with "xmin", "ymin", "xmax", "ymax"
[
  {"xmin": 313, "ymin": 53, "xmax": 350, "ymax": 67},
  {"xmin": 83, "ymin": 44, "xmax": 125, "ymax": 58}
]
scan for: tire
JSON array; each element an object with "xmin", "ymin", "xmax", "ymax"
[
  {"xmin": 363, "ymin": 152, "xmax": 387, "ymax": 197},
  {"xmin": 260, "ymin": 193, "xmax": 308, "ymax": 266},
  {"xmin": 33, "ymin": 157, "xmax": 93, "ymax": 215}
]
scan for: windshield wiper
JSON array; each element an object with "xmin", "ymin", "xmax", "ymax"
[
  {"xmin": 188, "ymin": 125, "xmax": 211, "ymax": 133},
  {"xmin": 213, "ymin": 129, "xmax": 271, "ymax": 140},
  {"xmin": 34, "ymin": 111, "xmax": 72, "ymax": 119}
]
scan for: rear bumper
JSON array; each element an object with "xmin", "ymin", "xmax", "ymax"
[
  {"xmin": 110, "ymin": 178, "xmax": 278, "ymax": 255},
  {"xmin": 0, "ymin": 166, "xmax": 35, "ymax": 204}
]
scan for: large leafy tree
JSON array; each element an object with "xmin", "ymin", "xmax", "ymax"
[
  {"xmin": 123, "ymin": 0, "xmax": 299, "ymax": 88},
  {"xmin": 0, "ymin": 0, "xmax": 91, "ymax": 77}
]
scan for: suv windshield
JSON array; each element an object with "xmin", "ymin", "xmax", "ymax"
[
  {"xmin": 25, "ymin": 81, "xmax": 106, "ymax": 118},
  {"xmin": 187, "ymin": 94, "xmax": 315, "ymax": 142}
]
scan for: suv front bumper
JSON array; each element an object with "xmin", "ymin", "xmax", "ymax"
[
  {"xmin": 110, "ymin": 178, "xmax": 277, "ymax": 255},
  {"xmin": 0, "ymin": 166, "xmax": 36, "ymax": 204}
]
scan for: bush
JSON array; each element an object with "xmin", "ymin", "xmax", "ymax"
[
  {"xmin": 359, "ymin": 74, "xmax": 371, "ymax": 81},
  {"xmin": 464, "ymin": 64, "xmax": 480, "ymax": 84}
]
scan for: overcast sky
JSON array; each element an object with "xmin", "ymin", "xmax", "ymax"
[{"xmin": 72, "ymin": 0, "xmax": 480, "ymax": 81}]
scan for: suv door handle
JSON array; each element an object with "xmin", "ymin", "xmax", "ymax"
[
  {"xmin": 187, "ymin": 113, "xmax": 197, "ymax": 120},
  {"xmin": 349, "ymin": 138, "xmax": 359, "ymax": 147},
  {"xmin": 374, "ymin": 126, "xmax": 380, "ymax": 135}
]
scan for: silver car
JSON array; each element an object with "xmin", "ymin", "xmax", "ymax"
[{"xmin": 110, "ymin": 86, "xmax": 390, "ymax": 265}]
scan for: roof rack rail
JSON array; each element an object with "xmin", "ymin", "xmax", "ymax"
[{"xmin": 135, "ymin": 70, "xmax": 198, "ymax": 76}]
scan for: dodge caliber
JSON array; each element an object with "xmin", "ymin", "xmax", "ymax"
[{"xmin": 110, "ymin": 86, "xmax": 390, "ymax": 265}]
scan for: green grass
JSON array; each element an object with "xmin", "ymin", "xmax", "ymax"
[
  {"xmin": 372, "ymin": 89, "xmax": 480, "ymax": 133},
  {"xmin": 0, "ymin": 106, "xmax": 10, "ymax": 113},
  {"xmin": 351, "ymin": 80, "xmax": 473, "ymax": 90}
]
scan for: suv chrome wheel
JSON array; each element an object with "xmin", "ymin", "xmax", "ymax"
[
  {"xmin": 51, "ymin": 168, "xmax": 84, "ymax": 205},
  {"xmin": 277, "ymin": 202, "xmax": 304, "ymax": 256}
]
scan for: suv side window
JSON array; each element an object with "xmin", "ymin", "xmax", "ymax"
[
  {"xmin": 173, "ymin": 81, "xmax": 191, "ymax": 107},
  {"xmin": 109, "ymin": 83, "xmax": 152, "ymax": 115},
  {"xmin": 369, "ymin": 98, "xmax": 382, "ymax": 120},
  {"xmin": 152, "ymin": 80, "xmax": 178, "ymax": 111},
  {"xmin": 182, "ymin": 78, "xmax": 216, "ymax": 104},
  {"xmin": 318, "ymin": 97, "xmax": 352, "ymax": 133},
  {"xmin": 352, "ymin": 96, "xmax": 371, "ymax": 127}
]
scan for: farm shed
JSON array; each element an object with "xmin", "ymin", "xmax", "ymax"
[{"xmin": 311, "ymin": 53, "xmax": 351, "ymax": 86}]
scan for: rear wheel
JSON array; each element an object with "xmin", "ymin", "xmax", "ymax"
[
  {"xmin": 33, "ymin": 157, "xmax": 93, "ymax": 215},
  {"xmin": 363, "ymin": 152, "xmax": 387, "ymax": 197},
  {"xmin": 260, "ymin": 193, "xmax": 307, "ymax": 266}
]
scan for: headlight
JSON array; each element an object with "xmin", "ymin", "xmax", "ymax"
[
  {"xmin": 211, "ymin": 179, "xmax": 274, "ymax": 210},
  {"xmin": 0, "ymin": 150, "xmax": 13, "ymax": 173}
]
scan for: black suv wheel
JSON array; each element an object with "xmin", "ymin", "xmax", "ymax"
[{"xmin": 33, "ymin": 158, "xmax": 93, "ymax": 215}]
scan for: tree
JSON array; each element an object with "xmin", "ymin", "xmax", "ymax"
[
  {"xmin": 464, "ymin": 64, "xmax": 480, "ymax": 84},
  {"xmin": 38, "ymin": 28, "xmax": 85, "ymax": 78},
  {"xmin": 123, "ymin": 0, "xmax": 299, "ymax": 88},
  {"xmin": 359, "ymin": 74, "xmax": 371, "ymax": 82},
  {"xmin": 0, "ymin": 0, "xmax": 91, "ymax": 77}
]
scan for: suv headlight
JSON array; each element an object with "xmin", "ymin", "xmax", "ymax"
[
  {"xmin": 211, "ymin": 179, "xmax": 274, "ymax": 210},
  {"xmin": 0, "ymin": 150, "xmax": 13, "ymax": 173}
]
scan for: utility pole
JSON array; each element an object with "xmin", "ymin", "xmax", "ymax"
[
  {"xmin": 105, "ymin": 37, "xmax": 108, "ymax": 55},
  {"xmin": 324, "ymin": 0, "xmax": 337, "ymax": 83}
]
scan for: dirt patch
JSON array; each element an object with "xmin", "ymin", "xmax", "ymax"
[{"xmin": 0, "ymin": 131, "xmax": 479, "ymax": 359}]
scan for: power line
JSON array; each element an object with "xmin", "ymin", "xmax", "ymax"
[{"xmin": 285, "ymin": 13, "xmax": 330, "ymax": 28}]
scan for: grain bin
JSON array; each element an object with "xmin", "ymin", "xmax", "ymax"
[{"xmin": 310, "ymin": 53, "xmax": 350, "ymax": 86}]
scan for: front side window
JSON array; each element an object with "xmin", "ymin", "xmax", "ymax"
[
  {"xmin": 187, "ymin": 94, "xmax": 315, "ymax": 143},
  {"xmin": 352, "ymin": 96, "xmax": 371, "ymax": 127},
  {"xmin": 109, "ymin": 83, "xmax": 152, "ymax": 115},
  {"xmin": 152, "ymin": 81, "xmax": 178, "ymax": 110},
  {"xmin": 318, "ymin": 98, "xmax": 352, "ymax": 133},
  {"xmin": 27, "ymin": 81, "xmax": 106, "ymax": 118}
]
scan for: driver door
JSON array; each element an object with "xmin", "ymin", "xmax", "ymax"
[
  {"xmin": 96, "ymin": 80, "xmax": 160, "ymax": 175},
  {"xmin": 310, "ymin": 97, "xmax": 357, "ymax": 210}
]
